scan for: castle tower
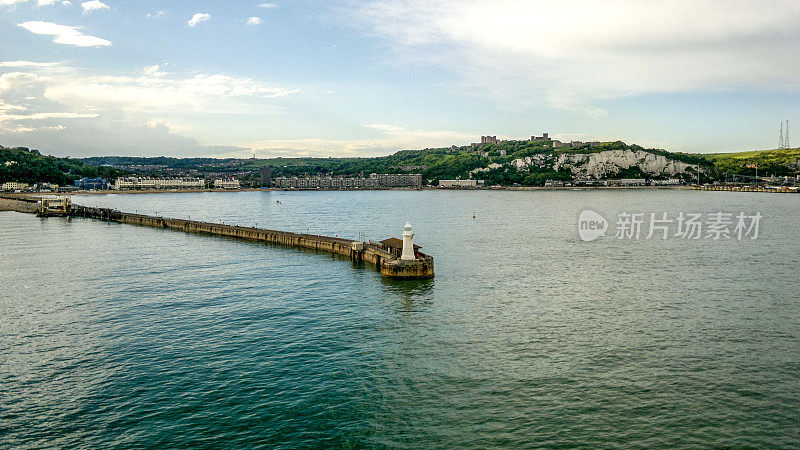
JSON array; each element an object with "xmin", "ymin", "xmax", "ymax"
[{"xmin": 401, "ymin": 222, "xmax": 415, "ymax": 260}]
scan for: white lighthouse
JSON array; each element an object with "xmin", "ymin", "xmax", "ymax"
[{"xmin": 401, "ymin": 222, "xmax": 415, "ymax": 260}]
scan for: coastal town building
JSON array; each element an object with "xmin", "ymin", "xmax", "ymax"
[
  {"xmin": 369, "ymin": 173, "xmax": 422, "ymax": 188},
  {"xmin": 114, "ymin": 177, "xmax": 206, "ymax": 190},
  {"xmin": 2, "ymin": 181, "xmax": 29, "ymax": 191},
  {"xmin": 615, "ymin": 178, "xmax": 648, "ymax": 186},
  {"xmin": 438, "ymin": 179, "xmax": 482, "ymax": 188},
  {"xmin": 651, "ymin": 179, "xmax": 682, "ymax": 186},
  {"xmin": 213, "ymin": 179, "xmax": 241, "ymax": 189},
  {"xmin": 273, "ymin": 176, "xmax": 379, "ymax": 189},
  {"xmin": 34, "ymin": 182, "xmax": 60, "ymax": 192},
  {"xmin": 272, "ymin": 173, "xmax": 422, "ymax": 189},
  {"xmin": 74, "ymin": 177, "xmax": 109, "ymax": 190}
]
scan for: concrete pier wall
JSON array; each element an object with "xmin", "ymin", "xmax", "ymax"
[{"xmin": 69, "ymin": 204, "xmax": 434, "ymax": 279}]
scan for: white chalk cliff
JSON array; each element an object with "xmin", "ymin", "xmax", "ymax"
[{"xmin": 508, "ymin": 150, "xmax": 698, "ymax": 179}]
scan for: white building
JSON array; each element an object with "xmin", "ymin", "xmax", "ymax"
[
  {"xmin": 616, "ymin": 178, "xmax": 647, "ymax": 186},
  {"xmin": 213, "ymin": 179, "xmax": 241, "ymax": 189},
  {"xmin": 2, "ymin": 181, "xmax": 30, "ymax": 191},
  {"xmin": 651, "ymin": 179, "xmax": 682, "ymax": 186},
  {"xmin": 114, "ymin": 177, "xmax": 205, "ymax": 190},
  {"xmin": 439, "ymin": 179, "xmax": 479, "ymax": 188}
]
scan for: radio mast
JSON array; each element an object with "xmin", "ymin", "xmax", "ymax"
[{"xmin": 786, "ymin": 120, "xmax": 790, "ymax": 148}]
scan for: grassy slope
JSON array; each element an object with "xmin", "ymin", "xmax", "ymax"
[{"xmin": 705, "ymin": 148, "xmax": 800, "ymax": 175}]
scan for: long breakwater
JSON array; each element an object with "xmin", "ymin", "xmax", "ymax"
[{"xmin": 69, "ymin": 204, "xmax": 434, "ymax": 279}]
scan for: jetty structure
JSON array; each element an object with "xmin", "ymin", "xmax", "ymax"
[{"xmin": 1, "ymin": 195, "xmax": 434, "ymax": 279}]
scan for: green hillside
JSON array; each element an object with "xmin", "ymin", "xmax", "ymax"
[
  {"xmin": 82, "ymin": 140, "xmax": 710, "ymax": 186},
  {"xmin": 4, "ymin": 141, "xmax": 798, "ymax": 187},
  {"xmin": 706, "ymin": 148, "xmax": 800, "ymax": 176},
  {"xmin": 0, "ymin": 146, "xmax": 127, "ymax": 186}
]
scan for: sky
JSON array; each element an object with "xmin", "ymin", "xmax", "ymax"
[{"xmin": 1, "ymin": 0, "xmax": 800, "ymax": 158}]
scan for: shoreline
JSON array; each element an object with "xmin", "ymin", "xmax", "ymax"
[
  {"xmin": 29, "ymin": 185, "xmax": 693, "ymax": 196},
  {"xmin": 8, "ymin": 184, "xmax": 798, "ymax": 197}
]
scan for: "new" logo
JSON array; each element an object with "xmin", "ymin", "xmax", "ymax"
[{"xmin": 578, "ymin": 209, "xmax": 608, "ymax": 241}]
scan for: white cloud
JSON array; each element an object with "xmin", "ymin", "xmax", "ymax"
[
  {"xmin": 350, "ymin": 0, "xmax": 800, "ymax": 111},
  {"xmin": 188, "ymin": 13, "xmax": 210, "ymax": 27},
  {"xmin": 146, "ymin": 10, "xmax": 165, "ymax": 18},
  {"xmin": 0, "ymin": 64, "xmax": 300, "ymax": 156},
  {"xmin": 0, "ymin": 112, "xmax": 99, "ymax": 121},
  {"xmin": 257, "ymin": 3, "xmax": 277, "ymax": 8},
  {"xmin": 0, "ymin": 72, "xmax": 99, "ymax": 136},
  {"xmin": 363, "ymin": 123, "xmax": 405, "ymax": 133},
  {"xmin": 17, "ymin": 21, "xmax": 112, "ymax": 47},
  {"xmin": 0, "ymin": 61, "xmax": 59, "ymax": 68},
  {"xmin": 80, "ymin": 0, "xmax": 108, "ymax": 12},
  {"xmin": 236, "ymin": 124, "xmax": 474, "ymax": 157},
  {"xmin": 2, "ymin": 65, "xmax": 299, "ymax": 115},
  {"xmin": 0, "ymin": 99, "xmax": 26, "ymax": 112},
  {"xmin": 0, "ymin": 0, "xmax": 70, "ymax": 5},
  {"xmin": 246, "ymin": 17, "xmax": 262, "ymax": 25}
]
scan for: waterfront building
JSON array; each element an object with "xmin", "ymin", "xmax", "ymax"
[
  {"xmin": 74, "ymin": 177, "xmax": 109, "ymax": 190},
  {"xmin": 259, "ymin": 166, "xmax": 271, "ymax": 187},
  {"xmin": 213, "ymin": 179, "xmax": 241, "ymax": 189},
  {"xmin": 615, "ymin": 178, "xmax": 648, "ymax": 186},
  {"xmin": 368, "ymin": 173, "xmax": 423, "ymax": 188},
  {"xmin": 439, "ymin": 179, "xmax": 479, "ymax": 188},
  {"xmin": 1, "ymin": 181, "xmax": 30, "ymax": 191},
  {"xmin": 114, "ymin": 177, "xmax": 206, "ymax": 190},
  {"xmin": 651, "ymin": 179, "xmax": 682, "ymax": 186},
  {"xmin": 273, "ymin": 176, "xmax": 379, "ymax": 189},
  {"xmin": 33, "ymin": 182, "xmax": 59, "ymax": 192},
  {"xmin": 272, "ymin": 173, "xmax": 421, "ymax": 190}
]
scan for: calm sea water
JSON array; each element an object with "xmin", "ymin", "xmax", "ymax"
[{"xmin": 1, "ymin": 190, "xmax": 798, "ymax": 448}]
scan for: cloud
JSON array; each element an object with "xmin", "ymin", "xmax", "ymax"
[
  {"xmin": 146, "ymin": 10, "xmax": 165, "ymax": 18},
  {"xmin": 235, "ymin": 124, "xmax": 474, "ymax": 157},
  {"xmin": 17, "ymin": 21, "xmax": 112, "ymax": 47},
  {"xmin": 246, "ymin": 17, "xmax": 262, "ymax": 25},
  {"xmin": 349, "ymin": 0, "xmax": 800, "ymax": 111},
  {"xmin": 1, "ymin": 0, "xmax": 71, "ymax": 6},
  {"xmin": 0, "ymin": 64, "xmax": 299, "ymax": 153},
  {"xmin": 362, "ymin": 123, "xmax": 404, "ymax": 132},
  {"xmin": 188, "ymin": 13, "xmax": 210, "ymax": 27},
  {"xmin": 257, "ymin": 3, "xmax": 277, "ymax": 8},
  {"xmin": 0, "ymin": 71, "xmax": 99, "ymax": 138},
  {"xmin": 0, "ymin": 99, "xmax": 26, "ymax": 112},
  {"xmin": 0, "ymin": 70, "xmax": 212, "ymax": 156},
  {"xmin": 80, "ymin": 0, "xmax": 107, "ymax": 13},
  {"xmin": 1, "ymin": 64, "xmax": 298, "ymax": 116},
  {"xmin": 0, "ymin": 111, "xmax": 99, "ymax": 121},
  {"xmin": 0, "ymin": 61, "xmax": 59, "ymax": 68}
]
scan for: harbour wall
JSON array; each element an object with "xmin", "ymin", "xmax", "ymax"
[
  {"xmin": 69, "ymin": 204, "xmax": 434, "ymax": 279},
  {"xmin": 691, "ymin": 186, "xmax": 798, "ymax": 193}
]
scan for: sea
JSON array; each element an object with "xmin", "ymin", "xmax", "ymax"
[{"xmin": 1, "ymin": 189, "xmax": 798, "ymax": 448}]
